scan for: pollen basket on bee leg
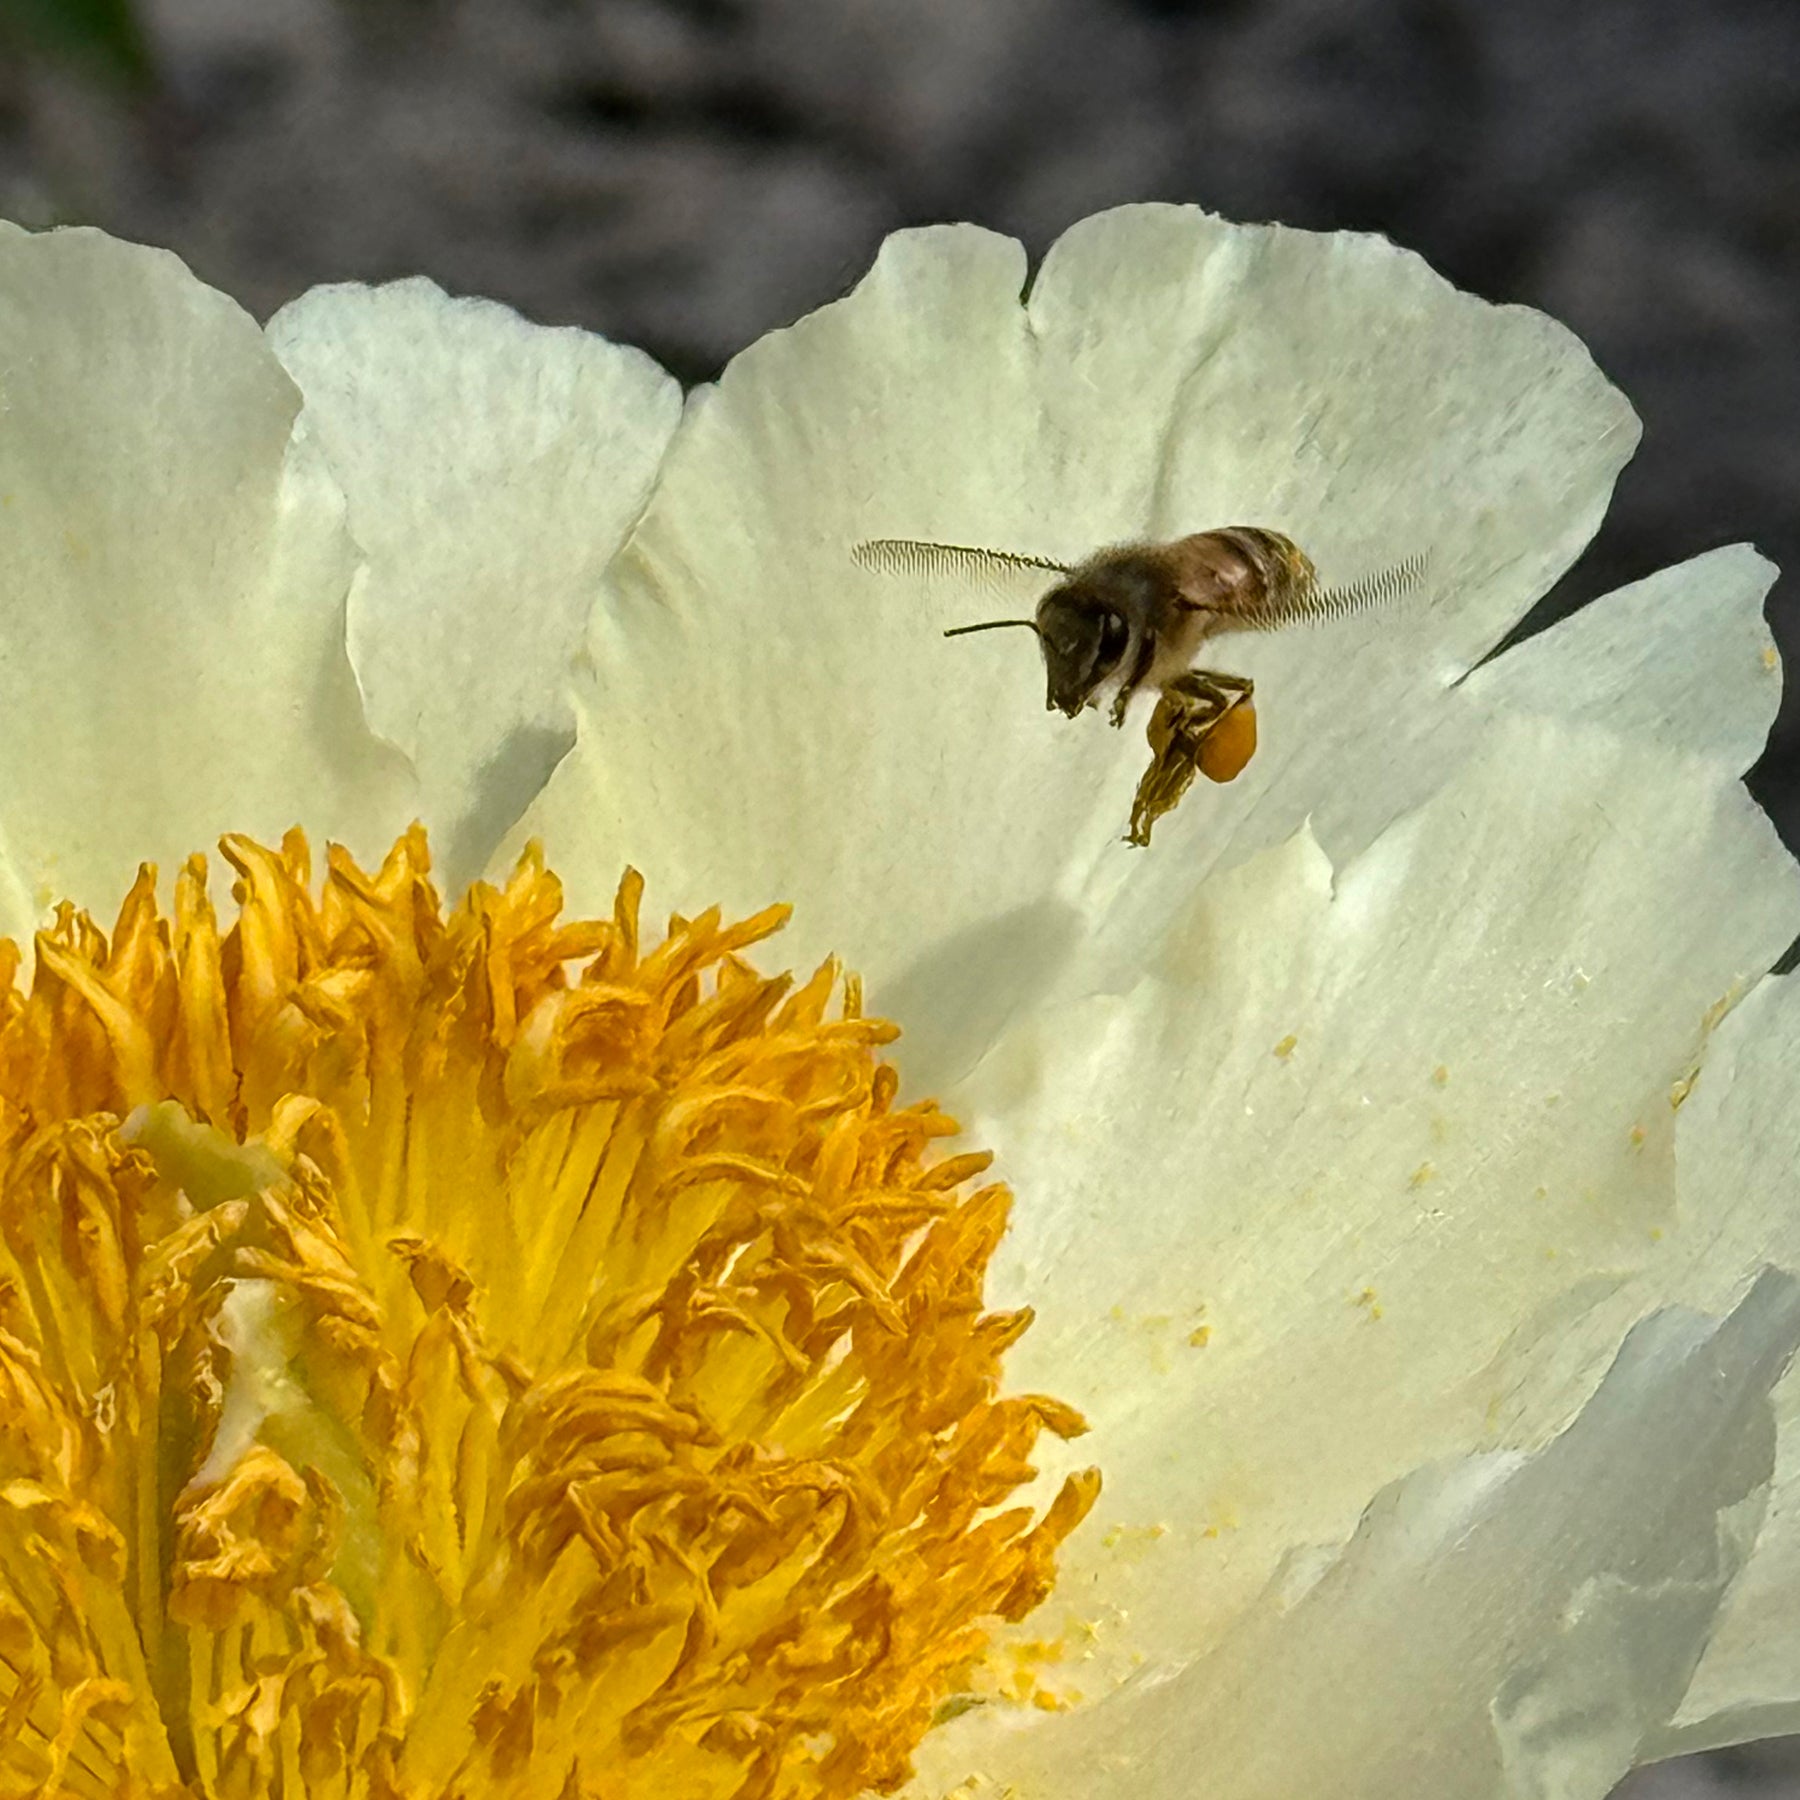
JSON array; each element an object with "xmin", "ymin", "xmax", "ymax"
[
  {"xmin": 1126, "ymin": 683, "xmax": 1259, "ymax": 845},
  {"xmin": 1198, "ymin": 697, "xmax": 1258, "ymax": 783}
]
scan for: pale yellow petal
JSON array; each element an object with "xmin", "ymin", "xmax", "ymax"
[
  {"xmin": 517, "ymin": 206, "xmax": 1636, "ymax": 1002},
  {"xmin": 0, "ymin": 225, "xmax": 413, "ymax": 938},
  {"xmin": 944, "ymin": 712, "xmax": 1794, "ymax": 1708},
  {"xmin": 927, "ymin": 548, "xmax": 1800, "ymax": 1777},
  {"xmin": 267, "ymin": 278, "xmax": 682, "ymax": 891},
  {"xmin": 1462, "ymin": 545, "xmax": 1781, "ymax": 772},
  {"xmin": 1636, "ymin": 973, "xmax": 1800, "ymax": 1757},
  {"xmin": 914, "ymin": 1276, "xmax": 1800, "ymax": 1800}
]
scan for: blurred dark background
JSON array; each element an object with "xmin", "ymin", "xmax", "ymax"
[{"xmin": 0, "ymin": 3, "xmax": 1796, "ymax": 1788}]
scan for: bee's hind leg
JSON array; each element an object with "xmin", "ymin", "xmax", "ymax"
[
  {"xmin": 1195, "ymin": 669, "xmax": 1253, "ymax": 707},
  {"xmin": 1126, "ymin": 669, "xmax": 1257, "ymax": 846}
]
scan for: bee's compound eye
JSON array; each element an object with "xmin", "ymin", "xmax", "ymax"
[{"xmin": 1097, "ymin": 609, "xmax": 1129, "ymax": 668}]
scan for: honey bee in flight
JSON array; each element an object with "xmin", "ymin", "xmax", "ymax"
[{"xmin": 853, "ymin": 528, "xmax": 1428, "ymax": 845}]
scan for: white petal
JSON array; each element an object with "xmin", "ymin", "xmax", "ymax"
[
  {"xmin": 1464, "ymin": 544, "xmax": 1780, "ymax": 771},
  {"xmin": 912, "ymin": 1276, "xmax": 1800, "ymax": 1800},
  {"xmin": 932, "ymin": 547, "xmax": 1800, "ymax": 1767},
  {"xmin": 516, "ymin": 207, "xmax": 1635, "ymax": 1003},
  {"xmin": 949, "ymin": 711, "xmax": 1796, "ymax": 1703},
  {"xmin": 1637, "ymin": 973, "xmax": 1800, "ymax": 1756},
  {"xmin": 267, "ymin": 280, "xmax": 681, "ymax": 893},
  {"xmin": 0, "ymin": 226, "xmax": 414, "ymax": 938}
]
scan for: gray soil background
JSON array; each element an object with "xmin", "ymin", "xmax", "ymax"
[{"xmin": 3, "ymin": 1, "xmax": 1799, "ymax": 1794}]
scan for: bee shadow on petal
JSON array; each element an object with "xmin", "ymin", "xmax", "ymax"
[
  {"xmin": 440, "ymin": 721, "xmax": 578, "ymax": 899},
  {"xmin": 874, "ymin": 898, "xmax": 1084, "ymax": 1096}
]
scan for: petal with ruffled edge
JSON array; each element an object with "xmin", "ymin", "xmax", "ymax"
[
  {"xmin": 267, "ymin": 280, "xmax": 681, "ymax": 894},
  {"xmin": 874, "ymin": 542, "xmax": 1799, "ymax": 1757},
  {"xmin": 0, "ymin": 226, "xmax": 416, "ymax": 941},
  {"xmin": 968, "ymin": 733, "xmax": 1793, "ymax": 1680},
  {"xmin": 1630, "ymin": 973, "xmax": 1800, "ymax": 1760},
  {"xmin": 911, "ymin": 1274, "xmax": 1800, "ymax": 1800},
  {"xmin": 1459, "ymin": 544, "xmax": 1781, "ymax": 771},
  {"xmin": 517, "ymin": 205, "xmax": 1637, "ymax": 1011},
  {"xmin": 1053, "ymin": 543, "xmax": 1784, "ymax": 1077}
]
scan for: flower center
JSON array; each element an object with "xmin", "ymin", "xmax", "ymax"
[{"xmin": 0, "ymin": 828, "xmax": 1097, "ymax": 1799}]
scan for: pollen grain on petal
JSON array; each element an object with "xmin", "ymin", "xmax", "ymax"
[{"xmin": 0, "ymin": 828, "xmax": 1096, "ymax": 1798}]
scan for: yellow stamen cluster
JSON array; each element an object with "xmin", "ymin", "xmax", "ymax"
[{"xmin": 0, "ymin": 828, "xmax": 1097, "ymax": 1798}]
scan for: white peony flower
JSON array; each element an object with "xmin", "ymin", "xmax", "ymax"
[{"xmin": 0, "ymin": 204, "xmax": 1796, "ymax": 1800}]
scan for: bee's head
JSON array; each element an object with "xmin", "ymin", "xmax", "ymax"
[{"xmin": 1034, "ymin": 587, "xmax": 1130, "ymax": 718}]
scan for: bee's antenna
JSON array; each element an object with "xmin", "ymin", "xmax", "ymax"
[{"xmin": 943, "ymin": 619, "xmax": 1041, "ymax": 639}]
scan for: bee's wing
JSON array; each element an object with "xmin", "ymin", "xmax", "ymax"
[
  {"xmin": 1218, "ymin": 549, "xmax": 1432, "ymax": 632},
  {"xmin": 853, "ymin": 537, "xmax": 1070, "ymax": 598}
]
